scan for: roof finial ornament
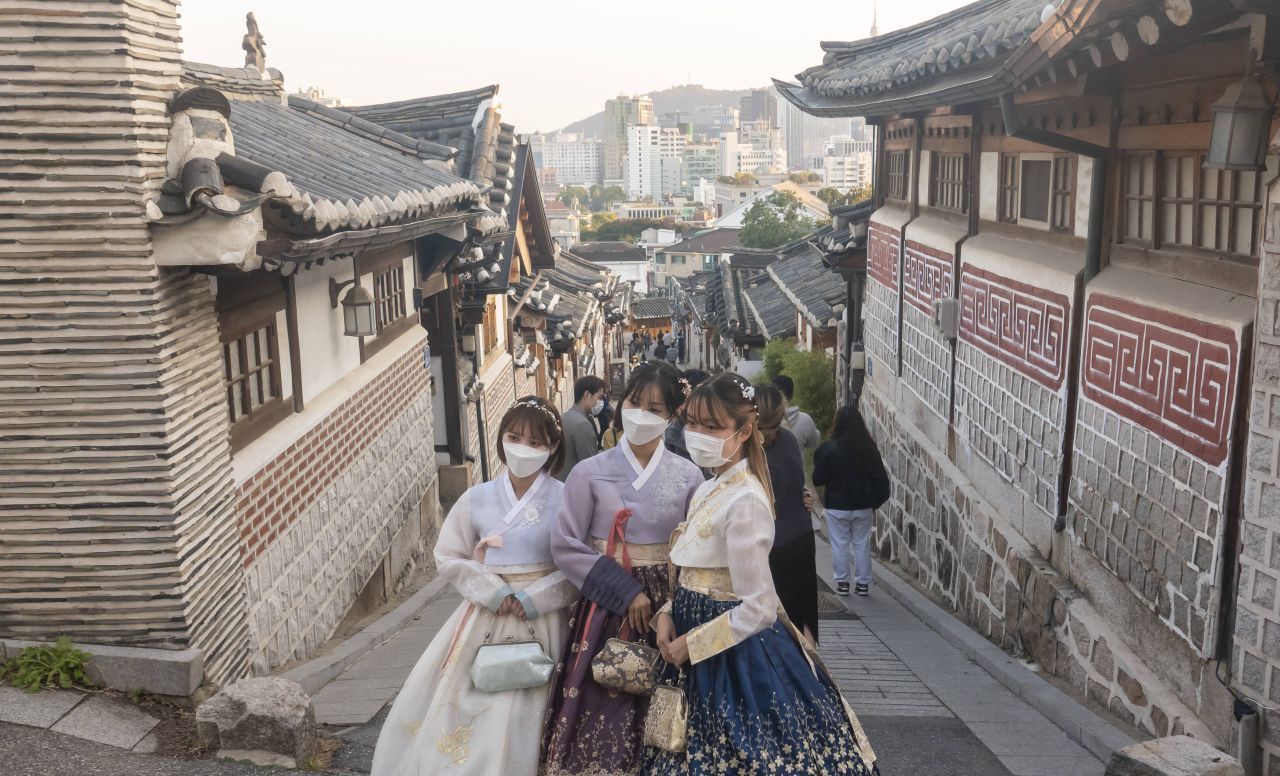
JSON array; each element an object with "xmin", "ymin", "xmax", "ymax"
[
  {"xmin": 243, "ymin": 12, "xmax": 266, "ymax": 73},
  {"xmin": 870, "ymin": 0, "xmax": 880, "ymax": 37}
]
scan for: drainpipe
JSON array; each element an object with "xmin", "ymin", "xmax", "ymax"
[{"xmin": 1000, "ymin": 93, "xmax": 1110, "ymax": 531}]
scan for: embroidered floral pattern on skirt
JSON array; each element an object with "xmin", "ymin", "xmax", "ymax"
[
  {"xmin": 541, "ymin": 564, "xmax": 672, "ymax": 776},
  {"xmin": 639, "ymin": 587, "xmax": 879, "ymax": 776}
]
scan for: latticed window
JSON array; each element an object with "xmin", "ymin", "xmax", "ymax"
[
  {"xmin": 998, "ymin": 154, "xmax": 1019, "ymax": 223},
  {"xmin": 929, "ymin": 152, "xmax": 969, "ymax": 213},
  {"xmin": 1050, "ymin": 155, "xmax": 1074, "ymax": 233},
  {"xmin": 373, "ymin": 263, "xmax": 406, "ymax": 331},
  {"xmin": 885, "ymin": 150, "xmax": 910, "ymax": 201},
  {"xmin": 223, "ymin": 320, "xmax": 281, "ymax": 426},
  {"xmin": 482, "ymin": 297, "xmax": 499, "ymax": 355},
  {"xmin": 1122, "ymin": 151, "xmax": 1261, "ymax": 259}
]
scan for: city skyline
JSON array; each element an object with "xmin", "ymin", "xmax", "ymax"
[{"xmin": 179, "ymin": 0, "xmax": 971, "ymax": 132}]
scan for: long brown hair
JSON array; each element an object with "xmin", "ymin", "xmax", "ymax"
[
  {"xmin": 753, "ymin": 384, "xmax": 786, "ymax": 448},
  {"xmin": 683, "ymin": 373, "xmax": 774, "ymax": 505}
]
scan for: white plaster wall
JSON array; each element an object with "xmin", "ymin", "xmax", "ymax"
[
  {"xmin": 1075, "ymin": 157, "xmax": 1093, "ymax": 240},
  {"xmin": 979, "ymin": 151, "xmax": 999, "ymax": 223},
  {"xmin": 295, "ymin": 261, "xmax": 362, "ymax": 401},
  {"xmin": 917, "ymin": 149, "xmax": 931, "ymax": 203},
  {"xmin": 274, "ymin": 308, "xmax": 292, "ymax": 406}
]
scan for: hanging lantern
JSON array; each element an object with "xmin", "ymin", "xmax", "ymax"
[
  {"xmin": 1204, "ymin": 56, "xmax": 1276, "ymax": 172},
  {"xmin": 329, "ymin": 276, "xmax": 376, "ymax": 337}
]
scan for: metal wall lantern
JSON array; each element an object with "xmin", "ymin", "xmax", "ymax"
[
  {"xmin": 1205, "ymin": 53, "xmax": 1276, "ymax": 172},
  {"xmin": 329, "ymin": 277, "xmax": 376, "ymax": 337}
]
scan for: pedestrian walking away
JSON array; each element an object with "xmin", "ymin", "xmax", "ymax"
[
  {"xmin": 813, "ymin": 405, "xmax": 890, "ymax": 597},
  {"xmin": 754, "ymin": 384, "xmax": 820, "ymax": 643},
  {"xmin": 642, "ymin": 374, "xmax": 879, "ymax": 776},
  {"xmin": 771, "ymin": 375, "xmax": 821, "ymax": 451},
  {"xmin": 542, "ymin": 361, "xmax": 705, "ymax": 776},
  {"xmin": 371, "ymin": 397, "xmax": 575, "ymax": 776}
]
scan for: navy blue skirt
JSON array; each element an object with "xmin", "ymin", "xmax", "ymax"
[{"xmin": 641, "ymin": 587, "xmax": 878, "ymax": 776}]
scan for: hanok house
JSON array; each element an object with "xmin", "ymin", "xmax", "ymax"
[
  {"xmin": 705, "ymin": 250, "xmax": 776, "ymax": 374},
  {"xmin": 1, "ymin": 6, "xmax": 502, "ymax": 691},
  {"xmin": 779, "ymin": 0, "xmax": 1280, "ymax": 759}
]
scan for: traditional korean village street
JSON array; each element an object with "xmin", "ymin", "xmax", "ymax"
[{"xmin": 4, "ymin": 0, "xmax": 1280, "ymax": 775}]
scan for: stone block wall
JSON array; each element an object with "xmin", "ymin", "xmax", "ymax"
[
  {"xmin": 238, "ymin": 343, "xmax": 437, "ymax": 672},
  {"xmin": 864, "ymin": 220, "xmax": 900, "ymax": 372},
  {"xmin": 480, "ymin": 351, "xmax": 516, "ymax": 475},
  {"xmin": 900, "ymin": 237, "xmax": 955, "ymax": 418},
  {"xmin": 1235, "ymin": 196, "xmax": 1280, "ymax": 771}
]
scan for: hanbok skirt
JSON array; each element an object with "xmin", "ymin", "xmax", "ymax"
[
  {"xmin": 640, "ymin": 587, "xmax": 879, "ymax": 776},
  {"xmin": 541, "ymin": 564, "xmax": 672, "ymax": 776},
  {"xmin": 371, "ymin": 583, "xmax": 568, "ymax": 776}
]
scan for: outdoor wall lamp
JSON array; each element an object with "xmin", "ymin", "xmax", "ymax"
[
  {"xmin": 329, "ymin": 277, "xmax": 376, "ymax": 337},
  {"xmin": 1205, "ymin": 50, "xmax": 1277, "ymax": 172}
]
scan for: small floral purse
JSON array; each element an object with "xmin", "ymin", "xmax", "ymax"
[
  {"xmin": 590, "ymin": 626, "xmax": 661, "ymax": 695},
  {"xmin": 642, "ymin": 669, "xmax": 688, "ymax": 752}
]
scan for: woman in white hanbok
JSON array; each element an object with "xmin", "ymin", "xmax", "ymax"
[{"xmin": 372, "ymin": 397, "xmax": 578, "ymax": 776}]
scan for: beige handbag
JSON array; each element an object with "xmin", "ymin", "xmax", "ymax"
[
  {"xmin": 590, "ymin": 630, "xmax": 661, "ymax": 695},
  {"xmin": 642, "ymin": 671, "xmax": 688, "ymax": 752}
]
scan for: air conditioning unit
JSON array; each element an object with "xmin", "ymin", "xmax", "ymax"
[
  {"xmin": 934, "ymin": 298, "xmax": 959, "ymax": 340},
  {"xmin": 849, "ymin": 350, "xmax": 866, "ymax": 370}
]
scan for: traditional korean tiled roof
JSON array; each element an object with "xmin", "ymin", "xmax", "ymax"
[
  {"xmin": 768, "ymin": 238, "xmax": 846, "ymax": 329},
  {"xmin": 631, "ymin": 297, "xmax": 674, "ymax": 320},
  {"xmin": 659, "ymin": 228, "xmax": 743, "ymax": 256},
  {"xmin": 816, "ymin": 200, "xmax": 874, "ymax": 260},
  {"xmin": 227, "ymin": 98, "xmax": 481, "ymax": 232},
  {"xmin": 708, "ymin": 251, "xmax": 776, "ymax": 339},
  {"xmin": 743, "ymin": 275, "xmax": 798, "ymax": 339},
  {"xmin": 573, "ymin": 242, "xmax": 649, "ymax": 264},
  {"xmin": 182, "ymin": 61, "xmax": 285, "ymax": 100},
  {"xmin": 775, "ymin": 0, "xmax": 1070, "ymax": 115},
  {"xmin": 348, "ymin": 86, "xmax": 517, "ymax": 211}
]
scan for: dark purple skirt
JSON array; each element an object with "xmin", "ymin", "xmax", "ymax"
[{"xmin": 541, "ymin": 564, "xmax": 672, "ymax": 776}]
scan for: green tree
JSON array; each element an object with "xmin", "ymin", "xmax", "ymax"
[
  {"xmin": 587, "ymin": 184, "xmax": 627, "ymax": 212},
  {"xmin": 788, "ymin": 171, "xmax": 822, "ymax": 184},
  {"xmin": 760, "ymin": 337, "xmax": 797, "ymax": 382},
  {"xmin": 815, "ymin": 184, "xmax": 874, "ymax": 208},
  {"xmin": 559, "ymin": 186, "xmax": 589, "ymax": 207},
  {"xmin": 739, "ymin": 190, "xmax": 819, "ymax": 249},
  {"xmin": 781, "ymin": 348, "xmax": 836, "ymax": 436},
  {"xmin": 716, "ymin": 172, "xmax": 758, "ymax": 186}
]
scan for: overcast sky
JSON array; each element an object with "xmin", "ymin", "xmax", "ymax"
[{"xmin": 181, "ymin": 0, "xmax": 969, "ymax": 132}]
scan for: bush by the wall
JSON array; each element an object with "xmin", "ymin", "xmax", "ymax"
[{"xmin": 757, "ymin": 338, "xmax": 837, "ymax": 436}]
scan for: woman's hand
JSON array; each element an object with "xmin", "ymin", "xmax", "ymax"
[
  {"xmin": 803, "ymin": 488, "xmax": 815, "ymax": 512},
  {"xmin": 496, "ymin": 595, "xmax": 525, "ymax": 619},
  {"xmin": 664, "ymin": 635, "xmax": 690, "ymax": 667},
  {"xmin": 654, "ymin": 612, "xmax": 675, "ymax": 654},
  {"xmin": 626, "ymin": 592, "xmax": 652, "ymax": 634}
]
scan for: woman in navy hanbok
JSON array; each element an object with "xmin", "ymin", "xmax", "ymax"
[{"xmin": 644, "ymin": 373, "xmax": 879, "ymax": 776}]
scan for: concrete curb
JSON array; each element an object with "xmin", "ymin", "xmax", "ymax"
[
  {"xmin": 281, "ymin": 575, "xmax": 451, "ymax": 696},
  {"xmin": 871, "ymin": 563, "xmax": 1135, "ymax": 764}
]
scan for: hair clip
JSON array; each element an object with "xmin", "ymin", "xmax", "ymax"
[
  {"xmin": 509, "ymin": 398, "xmax": 562, "ymax": 431},
  {"xmin": 740, "ymin": 384, "xmax": 755, "ymax": 401},
  {"xmin": 678, "ymin": 377, "xmax": 691, "ymax": 398}
]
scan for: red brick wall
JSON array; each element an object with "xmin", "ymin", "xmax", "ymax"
[{"xmin": 235, "ymin": 344, "xmax": 430, "ymax": 566}]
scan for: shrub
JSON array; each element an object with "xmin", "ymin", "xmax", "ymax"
[
  {"xmin": 782, "ymin": 348, "xmax": 836, "ymax": 435},
  {"xmin": 761, "ymin": 337, "xmax": 796, "ymax": 383},
  {"xmin": 1, "ymin": 637, "xmax": 93, "ymax": 693}
]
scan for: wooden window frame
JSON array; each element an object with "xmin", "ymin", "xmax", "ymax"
[
  {"xmin": 1120, "ymin": 150, "xmax": 1262, "ymax": 261},
  {"xmin": 1050, "ymin": 154, "xmax": 1075, "ymax": 234},
  {"xmin": 885, "ymin": 150, "xmax": 910, "ymax": 201},
  {"xmin": 362, "ymin": 250, "xmax": 416, "ymax": 360},
  {"xmin": 929, "ymin": 152, "xmax": 969, "ymax": 214},
  {"xmin": 998, "ymin": 153, "xmax": 1019, "ymax": 224},
  {"xmin": 220, "ymin": 308, "xmax": 290, "ymax": 452}
]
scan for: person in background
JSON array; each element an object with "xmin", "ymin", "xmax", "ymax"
[
  {"xmin": 555, "ymin": 375, "xmax": 605, "ymax": 481},
  {"xmin": 754, "ymin": 384, "xmax": 819, "ymax": 643},
  {"xmin": 664, "ymin": 369, "xmax": 709, "ymax": 465},
  {"xmin": 772, "ymin": 374, "xmax": 821, "ymax": 451},
  {"xmin": 654, "ymin": 337, "xmax": 668, "ymax": 363},
  {"xmin": 813, "ymin": 405, "xmax": 891, "ymax": 597},
  {"xmin": 594, "ymin": 394, "xmax": 613, "ymax": 448}
]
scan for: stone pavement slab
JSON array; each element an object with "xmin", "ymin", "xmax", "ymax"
[
  {"xmin": 0, "ymin": 686, "xmax": 85, "ymax": 728},
  {"xmin": 312, "ymin": 587, "xmax": 462, "ymax": 727},
  {"xmin": 49, "ymin": 693, "xmax": 159, "ymax": 749}
]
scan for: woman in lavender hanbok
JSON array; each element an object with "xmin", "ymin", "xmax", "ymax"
[
  {"xmin": 372, "ymin": 397, "xmax": 577, "ymax": 776},
  {"xmin": 541, "ymin": 362, "xmax": 705, "ymax": 776}
]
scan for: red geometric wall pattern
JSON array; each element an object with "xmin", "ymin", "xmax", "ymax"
[
  {"xmin": 1081, "ymin": 294, "xmax": 1238, "ymax": 466},
  {"xmin": 959, "ymin": 264, "xmax": 1070, "ymax": 390},
  {"xmin": 903, "ymin": 240, "xmax": 954, "ymax": 314},
  {"xmin": 868, "ymin": 222, "xmax": 900, "ymax": 291}
]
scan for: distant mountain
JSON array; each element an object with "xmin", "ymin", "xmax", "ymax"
[{"xmin": 560, "ymin": 84, "xmax": 765, "ymax": 137}]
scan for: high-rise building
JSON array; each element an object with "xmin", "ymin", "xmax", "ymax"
[
  {"xmin": 529, "ymin": 132, "xmax": 603, "ymax": 186},
  {"xmin": 603, "ymin": 95, "xmax": 654, "ymax": 185},
  {"xmin": 624, "ymin": 125, "xmax": 685, "ymax": 200},
  {"xmin": 736, "ymin": 120, "xmax": 786, "ymax": 172},
  {"xmin": 681, "ymin": 142, "xmax": 720, "ymax": 192},
  {"xmin": 821, "ymin": 136, "xmax": 874, "ymax": 190},
  {"xmin": 738, "ymin": 88, "xmax": 778, "ymax": 126},
  {"xmin": 692, "ymin": 105, "xmax": 739, "ymax": 137},
  {"xmin": 781, "ymin": 99, "xmax": 855, "ymax": 171}
]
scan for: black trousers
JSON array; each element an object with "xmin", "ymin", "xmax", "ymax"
[{"xmin": 768, "ymin": 529, "xmax": 820, "ymax": 643}]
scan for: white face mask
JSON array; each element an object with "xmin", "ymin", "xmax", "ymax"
[
  {"xmin": 591, "ymin": 398, "xmax": 605, "ymax": 416},
  {"xmin": 621, "ymin": 408, "xmax": 669, "ymax": 446},
  {"xmin": 684, "ymin": 429, "xmax": 743, "ymax": 469},
  {"xmin": 503, "ymin": 440, "xmax": 550, "ymax": 478}
]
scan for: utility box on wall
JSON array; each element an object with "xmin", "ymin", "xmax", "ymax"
[{"xmin": 933, "ymin": 298, "xmax": 959, "ymax": 340}]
